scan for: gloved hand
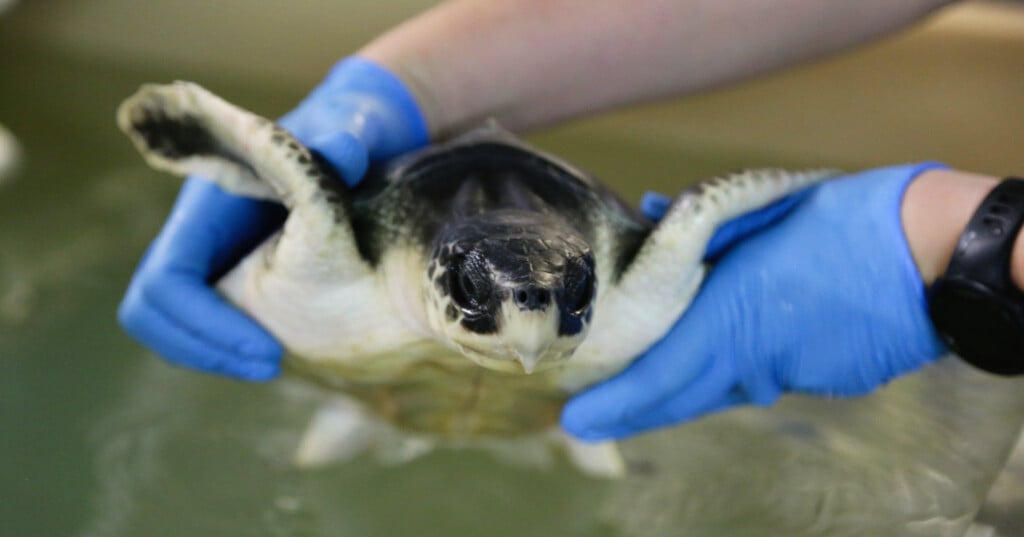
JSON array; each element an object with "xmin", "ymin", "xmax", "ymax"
[
  {"xmin": 562, "ymin": 163, "xmax": 949, "ymax": 440},
  {"xmin": 118, "ymin": 58, "xmax": 429, "ymax": 380}
]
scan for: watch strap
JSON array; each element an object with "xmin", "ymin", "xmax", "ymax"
[
  {"xmin": 943, "ymin": 178, "xmax": 1024, "ymax": 296},
  {"xmin": 929, "ymin": 178, "xmax": 1024, "ymax": 375}
]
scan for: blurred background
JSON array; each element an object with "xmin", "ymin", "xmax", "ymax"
[
  {"xmin": 1, "ymin": 1, "xmax": 1023, "ymax": 536},
  {"xmin": 3, "ymin": 0, "xmax": 1024, "ymax": 176}
]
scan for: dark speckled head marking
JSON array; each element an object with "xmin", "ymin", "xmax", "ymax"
[
  {"xmin": 435, "ymin": 211, "xmax": 594, "ymax": 333},
  {"xmin": 423, "ymin": 208, "xmax": 596, "ymax": 373}
]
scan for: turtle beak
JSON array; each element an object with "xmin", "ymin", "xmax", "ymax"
[
  {"xmin": 501, "ymin": 306, "xmax": 558, "ymax": 374},
  {"xmin": 508, "ymin": 328, "xmax": 549, "ymax": 374},
  {"xmin": 509, "ymin": 342, "xmax": 577, "ymax": 374},
  {"xmin": 514, "ymin": 348, "xmax": 543, "ymax": 374}
]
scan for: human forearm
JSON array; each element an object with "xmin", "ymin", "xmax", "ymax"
[
  {"xmin": 902, "ymin": 169, "xmax": 1024, "ymax": 291},
  {"xmin": 359, "ymin": 0, "xmax": 956, "ymax": 136}
]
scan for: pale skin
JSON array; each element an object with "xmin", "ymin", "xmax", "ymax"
[
  {"xmin": 361, "ymin": 0, "xmax": 958, "ymax": 135},
  {"xmin": 356, "ymin": 0, "xmax": 1022, "ymax": 293},
  {"xmin": 904, "ymin": 170, "xmax": 1024, "ymax": 290}
]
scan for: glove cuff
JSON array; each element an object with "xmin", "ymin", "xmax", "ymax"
[{"xmin": 875, "ymin": 161, "xmax": 952, "ymax": 376}]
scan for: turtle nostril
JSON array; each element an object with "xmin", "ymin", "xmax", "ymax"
[{"xmin": 513, "ymin": 287, "xmax": 550, "ymax": 311}]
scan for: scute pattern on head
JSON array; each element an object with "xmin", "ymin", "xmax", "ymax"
[{"xmin": 417, "ymin": 204, "xmax": 597, "ymax": 374}]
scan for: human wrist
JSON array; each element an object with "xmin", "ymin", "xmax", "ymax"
[{"xmin": 900, "ymin": 169, "xmax": 1024, "ymax": 289}]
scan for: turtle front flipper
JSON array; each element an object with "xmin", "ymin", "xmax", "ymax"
[
  {"xmin": 563, "ymin": 168, "xmax": 839, "ymax": 390},
  {"xmin": 117, "ymin": 81, "xmax": 368, "ymax": 280}
]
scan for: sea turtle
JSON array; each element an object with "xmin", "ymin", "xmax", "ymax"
[{"xmin": 117, "ymin": 82, "xmax": 836, "ymax": 478}]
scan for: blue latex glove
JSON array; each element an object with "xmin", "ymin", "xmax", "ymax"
[
  {"xmin": 562, "ymin": 163, "xmax": 949, "ymax": 440},
  {"xmin": 118, "ymin": 58, "xmax": 429, "ymax": 381}
]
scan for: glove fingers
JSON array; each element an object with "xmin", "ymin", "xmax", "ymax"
[
  {"xmin": 562, "ymin": 317, "xmax": 719, "ymax": 438},
  {"xmin": 597, "ymin": 391, "xmax": 747, "ymax": 441},
  {"xmin": 602, "ymin": 357, "xmax": 746, "ymax": 439},
  {"xmin": 567, "ymin": 349, "xmax": 743, "ymax": 441},
  {"xmin": 643, "ymin": 188, "xmax": 811, "ymax": 260},
  {"xmin": 119, "ymin": 273, "xmax": 282, "ymax": 380},
  {"xmin": 640, "ymin": 191, "xmax": 672, "ymax": 221},
  {"xmin": 164, "ymin": 180, "xmax": 286, "ymax": 277},
  {"xmin": 704, "ymin": 189, "xmax": 810, "ymax": 260},
  {"xmin": 306, "ymin": 130, "xmax": 369, "ymax": 186}
]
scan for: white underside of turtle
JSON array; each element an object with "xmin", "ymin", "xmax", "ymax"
[{"xmin": 118, "ymin": 81, "xmax": 838, "ymax": 478}]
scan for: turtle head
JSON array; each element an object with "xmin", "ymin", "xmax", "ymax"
[{"xmin": 425, "ymin": 211, "xmax": 596, "ymax": 374}]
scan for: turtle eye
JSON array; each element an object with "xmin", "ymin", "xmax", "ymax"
[
  {"xmin": 561, "ymin": 256, "xmax": 595, "ymax": 316},
  {"xmin": 448, "ymin": 254, "xmax": 494, "ymax": 314}
]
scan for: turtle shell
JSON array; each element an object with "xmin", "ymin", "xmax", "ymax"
[{"xmin": 286, "ymin": 125, "xmax": 653, "ymax": 438}]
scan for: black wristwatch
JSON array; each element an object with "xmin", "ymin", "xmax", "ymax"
[{"xmin": 928, "ymin": 178, "xmax": 1024, "ymax": 375}]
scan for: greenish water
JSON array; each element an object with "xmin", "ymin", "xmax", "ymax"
[{"xmin": 2, "ymin": 31, "xmax": 1024, "ymax": 537}]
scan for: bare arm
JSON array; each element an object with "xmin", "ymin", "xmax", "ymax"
[
  {"xmin": 359, "ymin": 0, "xmax": 958, "ymax": 136},
  {"xmin": 903, "ymin": 170, "xmax": 1024, "ymax": 291},
  {"xmin": 362, "ymin": 0, "xmax": 1024, "ymax": 292}
]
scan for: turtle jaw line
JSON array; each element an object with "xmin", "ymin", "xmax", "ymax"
[{"xmin": 455, "ymin": 343, "xmax": 571, "ymax": 375}]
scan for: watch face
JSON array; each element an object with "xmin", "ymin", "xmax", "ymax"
[{"xmin": 929, "ymin": 278, "xmax": 1024, "ymax": 376}]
